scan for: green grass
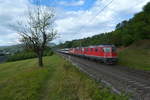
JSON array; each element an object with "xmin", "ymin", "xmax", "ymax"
[
  {"xmin": 118, "ymin": 47, "xmax": 150, "ymax": 71},
  {"xmin": 0, "ymin": 55, "xmax": 128, "ymax": 100}
]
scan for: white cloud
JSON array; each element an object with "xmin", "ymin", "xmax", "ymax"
[
  {"xmin": 0, "ymin": 32, "xmax": 20, "ymax": 45},
  {"xmin": 0, "ymin": 0, "xmax": 150, "ymax": 46},
  {"xmin": 53, "ymin": 0, "xmax": 150, "ymax": 44},
  {"xmin": 58, "ymin": 0, "xmax": 85, "ymax": 6},
  {"xmin": 0, "ymin": 0, "xmax": 30, "ymax": 46}
]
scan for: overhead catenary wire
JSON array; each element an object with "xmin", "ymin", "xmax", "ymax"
[
  {"xmin": 88, "ymin": 0, "xmax": 114, "ymax": 24},
  {"xmin": 34, "ymin": 0, "xmax": 114, "ymax": 45},
  {"xmin": 78, "ymin": 0, "xmax": 114, "ymax": 47}
]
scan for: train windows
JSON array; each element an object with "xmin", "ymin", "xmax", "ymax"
[
  {"xmin": 86, "ymin": 48, "xmax": 88, "ymax": 51},
  {"xmin": 76, "ymin": 49, "xmax": 78, "ymax": 51},
  {"xmin": 82, "ymin": 48, "xmax": 84, "ymax": 51},
  {"xmin": 80, "ymin": 48, "xmax": 82, "ymax": 52},
  {"xmin": 95, "ymin": 48, "xmax": 98, "ymax": 52},
  {"xmin": 90, "ymin": 48, "xmax": 93, "ymax": 51},
  {"xmin": 103, "ymin": 48, "xmax": 111, "ymax": 52}
]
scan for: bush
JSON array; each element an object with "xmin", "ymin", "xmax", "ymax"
[
  {"xmin": 7, "ymin": 51, "xmax": 36, "ymax": 62},
  {"xmin": 7, "ymin": 49, "xmax": 54, "ymax": 62}
]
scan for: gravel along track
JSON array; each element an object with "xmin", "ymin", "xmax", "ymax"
[{"xmin": 60, "ymin": 53, "xmax": 150, "ymax": 100}]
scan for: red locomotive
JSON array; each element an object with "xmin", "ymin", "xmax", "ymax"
[{"xmin": 59, "ymin": 44, "xmax": 118, "ymax": 64}]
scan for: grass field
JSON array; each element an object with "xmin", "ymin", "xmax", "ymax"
[
  {"xmin": 118, "ymin": 40, "xmax": 150, "ymax": 71},
  {"xmin": 0, "ymin": 55, "xmax": 128, "ymax": 100}
]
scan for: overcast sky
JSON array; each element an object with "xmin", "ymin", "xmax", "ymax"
[{"xmin": 0, "ymin": 0, "xmax": 150, "ymax": 46}]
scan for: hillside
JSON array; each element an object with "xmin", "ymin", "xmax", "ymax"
[
  {"xmin": 0, "ymin": 42, "xmax": 55, "ymax": 55},
  {"xmin": 118, "ymin": 40, "xmax": 150, "ymax": 71},
  {"xmin": 0, "ymin": 55, "xmax": 128, "ymax": 100},
  {"xmin": 0, "ymin": 44, "xmax": 23, "ymax": 55}
]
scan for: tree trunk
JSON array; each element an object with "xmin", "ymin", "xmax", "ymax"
[{"xmin": 38, "ymin": 51, "xmax": 43, "ymax": 67}]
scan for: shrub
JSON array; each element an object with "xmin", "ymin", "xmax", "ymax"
[{"xmin": 7, "ymin": 49, "xmax": 53, "ymax": 62}]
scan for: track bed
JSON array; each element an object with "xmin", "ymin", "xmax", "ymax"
[{"xmin": 60, "ymin": 53, "xmax": 150, "ymax": 100}]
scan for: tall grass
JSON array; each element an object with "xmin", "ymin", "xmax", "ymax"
[
  {"xmin": 0, "ymin": 55, "xmax": 129, "ymax": 100},
  {"xmin": 118, "ymin": 48, "xmax": 150, "ymax": 71}
]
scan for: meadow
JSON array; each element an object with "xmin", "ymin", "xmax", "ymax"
[
  {"xmin": 118, "ymin": 40, "xmax": 150, "ymax": 71},
  {"xmin": 0, "ymin": 55, "xmax": 128, "ymax": 100}
]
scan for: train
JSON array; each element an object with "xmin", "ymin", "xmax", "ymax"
[{"xmin": 59, "ymin": 44, "xmax": 118, "ymax": 64}]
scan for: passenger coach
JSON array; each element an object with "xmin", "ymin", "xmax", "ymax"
[{"xmin": 60, "ymin": 44, "xmax": 118, "ymax": 64}]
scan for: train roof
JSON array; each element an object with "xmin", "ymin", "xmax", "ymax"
[
  {"xmin": 83, "ymin": 44, "xmax": 115, "ymax": 48},
  {"xmin": 61, "ymin": 44, "xmax": 116, "ymax": 50},
  {"xmin": 97, "ymin": 44, "xmax": 115, "ymax": 47}
]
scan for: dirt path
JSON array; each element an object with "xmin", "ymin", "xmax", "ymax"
[{"xmin": 60, "ymin": 53, "xmax": 150, "ymax": 100}]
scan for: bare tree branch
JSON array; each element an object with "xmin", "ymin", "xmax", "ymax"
[{"xmin": 13, "ymin": 4, "xmax": 57, "ymax": 67}]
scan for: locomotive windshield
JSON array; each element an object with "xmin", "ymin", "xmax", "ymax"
[{"xmin": 103, "ymin": 48, "xmax": 111, "ymax": 52}]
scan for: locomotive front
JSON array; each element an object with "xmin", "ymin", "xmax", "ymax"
[{"xmin": 103, "ymin": 45, "xmax": 118, "ymax": 64}]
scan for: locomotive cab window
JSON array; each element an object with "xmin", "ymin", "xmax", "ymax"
[{"xmin": 103, "ymin": 48, "xmax": 111, "ymax": 52}]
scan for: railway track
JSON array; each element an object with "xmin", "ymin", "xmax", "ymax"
[{"xmin": 60, "ymin": 53, "xmax": 150, "ymax": 100}]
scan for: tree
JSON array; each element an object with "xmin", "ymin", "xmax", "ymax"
[
  {"xmin": 116, "ymin": 20, "xmax": 128, "ymax": 29},
  {"xmin": 143, "ymin": 2, "xmax": 150, "ymax": 12},
  {"xmin": 15, "ymin": 5, "xmax": 57, "ymax": 67}
]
